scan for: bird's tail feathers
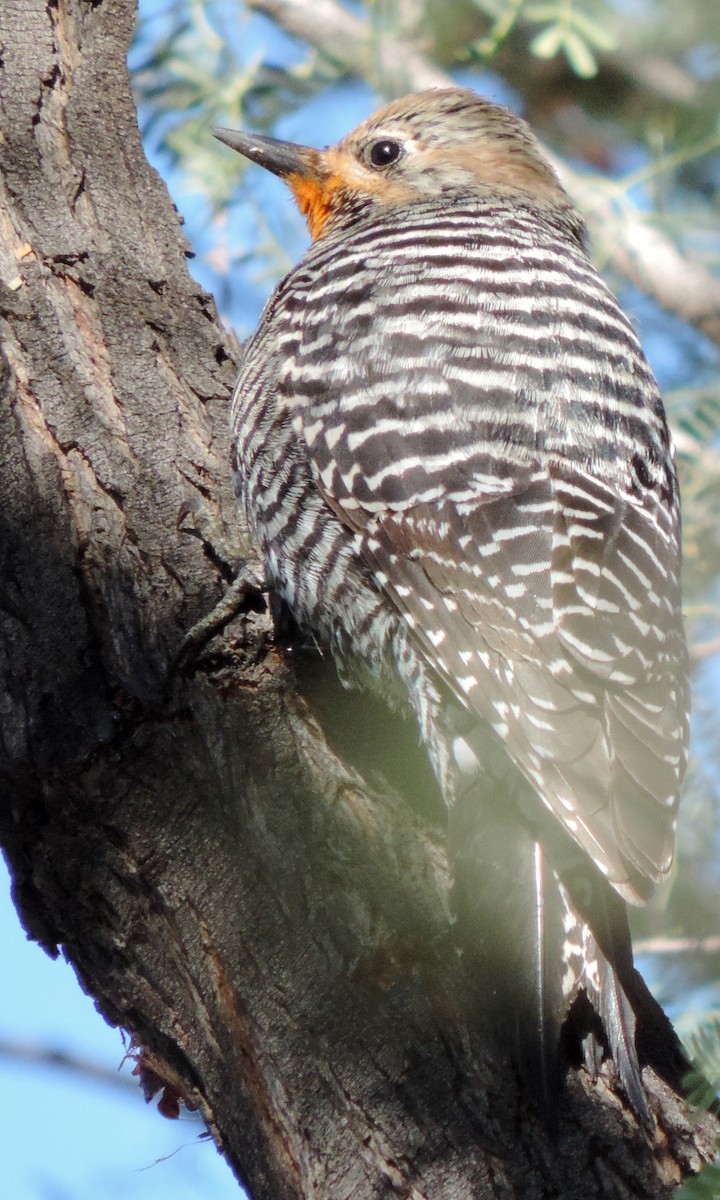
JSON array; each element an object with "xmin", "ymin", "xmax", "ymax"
[
  {"xmin": 557, "ymin": 874, "xmax": 650, "ymax": 1125},
  {"xmin": 450, "ymin": 784, "xmax": 651, "ymax": 1127}
]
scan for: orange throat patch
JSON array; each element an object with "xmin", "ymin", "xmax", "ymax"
[{"xmin": 287, "ymin": 173, "xmax": 343, "ymax": 240}]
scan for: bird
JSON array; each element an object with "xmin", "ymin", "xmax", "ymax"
[{"xmin": 214, "ymin": 88, "xmax": 690, "ymax": 1123}]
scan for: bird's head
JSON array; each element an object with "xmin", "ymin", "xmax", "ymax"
[{"xmin": 215, "ymin": 88, "xmax": 580, "ymax": 241}]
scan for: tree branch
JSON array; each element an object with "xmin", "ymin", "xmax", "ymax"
[
  {"xmin": 247, "ymin": 0, "xmax": 449, "ymax": 91},
  {"xmin": 634, "ymin": 936, "xmax": 720, "ymax": 957},
  {"xmin": 0, "ymin": 1038, "xmax": 139, "ymax": 1095}
]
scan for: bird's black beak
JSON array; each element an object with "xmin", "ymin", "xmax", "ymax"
[{"xmin": 213, "ymin": 129, "xmax": 323, "ymax": 181}]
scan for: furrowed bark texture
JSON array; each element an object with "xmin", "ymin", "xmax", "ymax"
[{"xmin": 0, "ymin": 2, "xmax": 717, "ymax": 1198}]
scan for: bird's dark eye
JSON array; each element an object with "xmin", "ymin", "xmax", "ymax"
[{"xmin": 365, "ymin": 139, "xmax": 403, "ymax": 168}]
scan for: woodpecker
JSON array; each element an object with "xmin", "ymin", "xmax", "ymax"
[{"xmin": 215, "ymin": 89, "xmax": 689, "ymax": 1119}]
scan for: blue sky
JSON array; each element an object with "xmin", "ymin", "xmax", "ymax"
[{"xmin": 0, "ymin": 859, "xmax": 240, "ymax": 1200}]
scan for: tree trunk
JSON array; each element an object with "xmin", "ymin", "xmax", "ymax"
[{"xmin": 0, "ymin": 2, "xmax": 716, "ymax": 1197}]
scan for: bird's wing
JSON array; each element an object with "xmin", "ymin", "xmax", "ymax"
[{"xmin": 357, "ymin": 470, "xmax": 687, "ymax": 903}]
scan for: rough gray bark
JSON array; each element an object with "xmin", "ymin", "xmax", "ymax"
[{"xmin": 0, "ymin": 2, "xmax": 717, "ymax": 1197}]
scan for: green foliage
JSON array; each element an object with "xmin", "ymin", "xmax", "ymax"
[
  {"xmin": 525, "ymin": 2, "xmax": 616, "ymax": 78},
  {"xmin": 468, "ymin": 0, "xmax": 616, "ymax": 76},
  {"xmin": 679, "ymin": 1015, "xmax": 720, "ymax": 1107},
  {"xmin": 470, "ymin": 0, "xmax": 527, "ymax": 61},
  {"xmin": 670, "ymin": 1003, "xmax": 720, "ymax": 1195},
  {"xmin": 133, "ymin": 1, "xmax": 330, "ymax": 211},
  {"xmin": 675, "ymin": 1162, "xmax": 720, "ymax": 1199},
  {"xmin": 133, "ymin": 1, "xmax": 258, "ymax": 208},
  {"xmin": 674, "ymin": 390, "xmax": 720, "ymax": 456}
]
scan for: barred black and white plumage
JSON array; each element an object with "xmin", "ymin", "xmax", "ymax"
[{"xmin": 216, "ymin": 88, "xmax": 690, "ymax": 1120}]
